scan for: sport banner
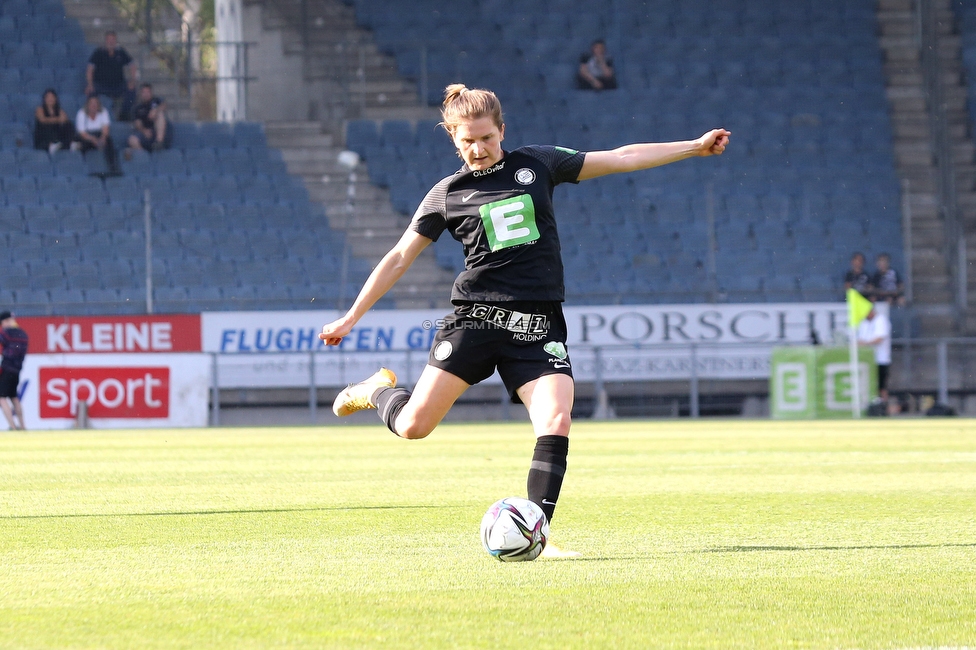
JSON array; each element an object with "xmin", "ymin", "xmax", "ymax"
[
  {"xmin": 200, "ymin": 304, "xmax": 846, "ymax": 387},
  {"xmin": 18, "ymin": 353, "xmax": 210, "ymax": 429}
]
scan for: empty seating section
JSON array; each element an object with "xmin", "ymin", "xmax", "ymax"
[
  {"xmin": 960, "ymin": 1, "xmax": 976, "ymax": 131},
  {"xmin": 345, "ymin": 0, "xmax": 903, "ymax": 304},
  {"xmin": 1, "ymin": 1, "xmax": 374, "ymax": 314}
]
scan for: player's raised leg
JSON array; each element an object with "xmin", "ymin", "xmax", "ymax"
[
  {"xmin": 333, "ymin": 364, "xmax": 469, "ymax": 439},
  {"xmin": 332, "ymin": 367, "xmax": 398, "ymax": 417}
]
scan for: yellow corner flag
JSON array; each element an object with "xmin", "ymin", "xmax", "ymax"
[{"xmin": 847, "ymin": 288, "xmax": 874, "ymax": 328}]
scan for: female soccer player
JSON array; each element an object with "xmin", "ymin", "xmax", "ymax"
[{"xmin": 321, "ymin": 84, "xmax": 729, "ymax": 557}]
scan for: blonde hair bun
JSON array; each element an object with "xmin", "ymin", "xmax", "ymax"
[{"xmin": 440, "ymin": 84, "xmax": 503, "ymax": 136}]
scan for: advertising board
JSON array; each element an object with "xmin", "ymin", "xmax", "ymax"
[
  {"xmin": 18, "ymin": 353, "xmax": 210, "ymax": 429},
  {"xmin": 200, "ymin": 304, "xmax": 846, "ymax": 387},
  {"xmin": 18, "ymin": 315, "xmax": 201, "ymax": 353}
]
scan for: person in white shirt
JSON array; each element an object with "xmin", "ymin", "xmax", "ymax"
[
  {"xmin": 857, "ymin": 307, "xmax": 892, "ymax": 400},
  {"xmin": 75, "ymin": 95, "xmax": 121, "ymax": 176}
]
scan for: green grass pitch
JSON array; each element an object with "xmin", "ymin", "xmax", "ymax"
[{"xmin": 2, "ymin": 419, "xmax": 975, "ymax": 649}]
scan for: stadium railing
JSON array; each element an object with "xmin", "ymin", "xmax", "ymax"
[{"xmin": 201, "ymin": 337, "xmax": 976, "ymax": 424}]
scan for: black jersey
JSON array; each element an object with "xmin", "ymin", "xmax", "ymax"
[
  {"xmin": 411, "ymin": 145, "xmax": 586, "ymax": 303},
  {"xmin": 0, "ymin": 326, "xmax": 28, "ymax": 372}
]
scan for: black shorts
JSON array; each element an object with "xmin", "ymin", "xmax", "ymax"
[
  {"xmin": 878, "ymin": 364, "xmax": 890, "ymax": 392},
  {"xmin": 0, "ymin": 369, "xmax": 20, "ymax": 399},
  {"xmin": 428, "ymin": 301, "xmax": 573, "ymax": 402}
]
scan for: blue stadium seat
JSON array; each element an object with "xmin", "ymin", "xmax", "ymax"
[
  {"xmin": 53, "ymin": 150, "xmax": 88, "ymax": 177},
  {"xmin": 345, "ymin": 120, "xmax": 380, "ymax": 157},
  {"xmin": 0, "ymin": 205, "xmax": 26, "ymax": 233},
  {"xmin": 232, "ymin": 122, "xmax": 266, "ymax": 148},
  {"xmin": 185, "ymin": 147, "xmax": 219, "ymax": 168},
  {"xmin": 3, "ymin": 177, "xmax": 40, "ymax": 206},
  {"xmin": 380, "ymin": 120, "xmax": 413, "ymax": 146},
  {"xmin": 0, "ymin": 149, "xmax": 18, "ymax": 175},
  {"xmin": 198, "ymin": 122, "xmax": 235, "ymax": 148},
  {"xmin": 24, "ymin": 205, "xmax": 60, "ymax": 233},
  {"xmin": 153, "ymin": 149, "xmax": 188, "ymax": 175}
]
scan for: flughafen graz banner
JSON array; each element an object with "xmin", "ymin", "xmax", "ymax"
[{"xmin": 201, "ymin": 303, "xmax": 848, "ymax": 387}]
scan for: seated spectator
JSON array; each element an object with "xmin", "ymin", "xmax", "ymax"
[
  {"xmin": 75, "ymin": 95, "xmax": 121, "ymax": 177},
  {"xmin": 871, "ymin": 252, "xmax": 904, "ymax": 305},
  {"xmin": 85, "ymin": 31, "xmax": 138, "ymax": 121},
  {"xmin": 128, "ymin": 83, "xmax": 171, "ymax": 152},
  {"xmin": 33, "ymin": 89, "xmax": 75, "ymax": 154},
  {"xmin": 577, "ymin": 39, "xmax": 617, "ymax": 91},
  {"xmin": 843, "ymin": 251, "xmax": 870, "ymax": 296}
]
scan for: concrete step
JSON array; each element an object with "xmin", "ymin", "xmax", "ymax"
[
  {"xmin": 892, "ymin": 121, "xmax": 930, "ymax": 139},
  {"xmin": 360, "ymin": 106, "xmax": 442, "ymax": 122},
  {"xmin": 340, "ymin": 78, "xmax": 418, "ymax": 94},
  {"xmin": 298, "ymin": 173, "xmax": 384, "ymax": 193},
  {"xmin": 266, "ymin": 131, "xmax": 336, "ymax": 151},
  {"xmin": 265, "ymin": 121, "xmax": 327, "ymax": 135},
  {"xmin": 879, "ymin": 0, "xmax": 912, "ymax": 10},
  {"xmin": 314, "ymin": 200, "xmax": 403, "ymax": 222},
  {"xmin": 886, "ymin": 94, "xmax": 926, "ymax": 114},
  {"xmin": 894, "ymin": 141, "xmax": 934, "ymax": 166},
  {"xmin": 918, "ymin": 312, "xmax": 957, "ymax": 335},
  {"xmin": 327, "ymin": 212, "xmax": 407, "ymax": 230}
]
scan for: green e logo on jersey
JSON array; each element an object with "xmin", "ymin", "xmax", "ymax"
[{"xmin": 479, "ymin": 194, "xmax": 539, "ymax": 252}]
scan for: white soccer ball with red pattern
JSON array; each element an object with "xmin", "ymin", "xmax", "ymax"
[{"xmin": 480, "ymin": 497, "xmax": 549, "ymax": 562}]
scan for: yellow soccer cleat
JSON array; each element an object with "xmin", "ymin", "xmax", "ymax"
[
  {"xmin": 539, "ymin": 542, "xmax": 582, "ymax": 559},
  {"xmin": 332, "ymin": 367, "xmax": 397, "ymax": 417}
]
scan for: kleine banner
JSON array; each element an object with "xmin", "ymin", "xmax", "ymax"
[
  {"xmin": 18, "ymin": 315, "xmax": 201, "ymax": 354},
  {"xmin": 19, "ymin": 353, "xmax": 210, "ymax": 429}
]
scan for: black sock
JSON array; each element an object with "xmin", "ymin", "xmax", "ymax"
[
  {"xmin": 374, "ymin": 387, "xmax": 411, "ymax": 436},
  {"xmin": 527, "ymin": 435, "xmax": 568, "ymax": 523}
]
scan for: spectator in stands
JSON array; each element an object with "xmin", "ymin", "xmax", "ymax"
[
  {"xmin": 857, "ymin": 306, "xmax": 892, "ymax": 402},
  {"xmin": 0, "ymin": 310, "xmax": 28, "ymax": 431},
  {"xmin": 577, "ymin": 39, "xmax": 617, "ymax": 91},
  {"xmin": 843, "ymin": 251, "xmax": 870, "ymax": 296},
  {"xmin": 75, "ymin": 95, "xmax": 122, "ymax": 177},
  {"xmin": 127, "ymin": 83, "xmax": 171, "ymax": 153},
  {"xmin": 33, "ymin": 89, "xmax": 75, "ymax": 155},
  {"xmin": 85, "ymin": 31, "xmax": 137, "ymax": 121},
  {"xmin": 871, "ymin": 252, "xmax": 904, "ymax": 305}
]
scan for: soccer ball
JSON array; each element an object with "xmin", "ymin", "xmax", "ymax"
[{"xmin": 480, "ymin": 497, "xmax": 549, "ymax": 562}]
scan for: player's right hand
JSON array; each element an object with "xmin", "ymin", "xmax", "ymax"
[{"xmin": 319, "ymin": 318, "xmax": 353, "ymax": 346}]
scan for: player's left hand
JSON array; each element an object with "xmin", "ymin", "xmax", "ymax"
[{"xmin": 696, "ymin": 129, "xmax": 731, "ymax": 157}]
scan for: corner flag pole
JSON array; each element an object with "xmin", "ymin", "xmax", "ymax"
[
  {"xmin": 846, "ymin": 289, "xmax": 873, "ymax": 419},
  {"xmin": 848, "ymin": 324, "xmax": 861, "ymax": 418}
]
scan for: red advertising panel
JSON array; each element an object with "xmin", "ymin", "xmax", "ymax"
[
  {"xmin": 39, "ymin": 367, "xmax": 170, "ymax": 419},
  {"xmin": 19, "ymin": 315, "xmax": 201, "ymax": 353}
]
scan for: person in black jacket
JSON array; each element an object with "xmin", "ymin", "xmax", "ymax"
[
  {"xmin": 0, "ymin": 311, "xmax": 28, "ymax": 431},
  {"xmin": 33, "ymin": 89, "xmax": 75, "ymax": 154}
]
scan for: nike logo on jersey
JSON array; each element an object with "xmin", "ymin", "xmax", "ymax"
[{"xmin": 461, "ymin": 191, "xmax": 478, "ymax": 202}]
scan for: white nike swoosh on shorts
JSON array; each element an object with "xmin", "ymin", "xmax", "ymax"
[{"xmin": 462, "ymin": 192, "xmax": 477, "ymax": 202}]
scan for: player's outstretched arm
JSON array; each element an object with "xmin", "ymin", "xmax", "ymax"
[
  {"xmin": 319, "ymin": 229, "xmax": 431, "ymax": 346},
  {"xmin": 577, "ymin": 128, "xmax": 730, "ymax": 181}
]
